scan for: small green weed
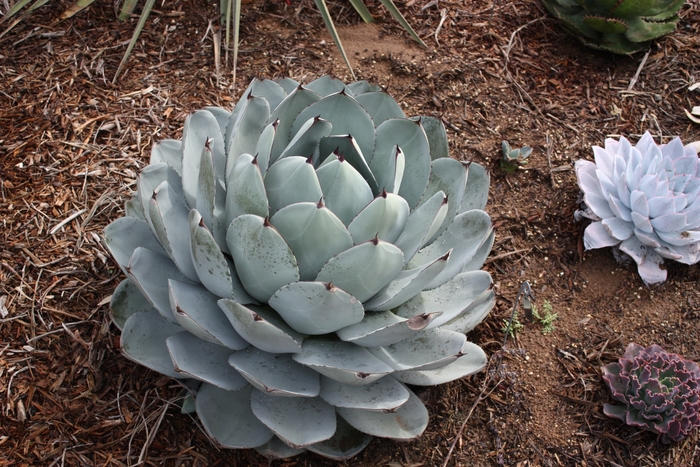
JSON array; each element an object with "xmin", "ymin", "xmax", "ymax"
[
  {"xmin": 502, "ymin": 311, "xmax": 524, "ymax": 339},
  {"xmin": 532, "ymin": 301, "xmax": 558, "ymax": 334}
]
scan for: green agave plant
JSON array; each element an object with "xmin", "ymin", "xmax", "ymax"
[
  {"xmin": 103, "ymin": 76, "xmax": 495, "ymax": 460},
  {"xmin": 540, "ymin": 0, "xmax": 686, "ymax": 54}
]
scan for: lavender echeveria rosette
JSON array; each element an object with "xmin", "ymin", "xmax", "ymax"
[
  {"xmin": 575, "ymin": 132, "xmax": 700, "ymax": 285},
  {"xmin": 602, "ymin": 343, "xmax": 700, "ymax": 443}
]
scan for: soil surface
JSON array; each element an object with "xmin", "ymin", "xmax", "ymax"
[{"xmin": 1, "ymin": 0, "xmax": 700, "ymax": 466}]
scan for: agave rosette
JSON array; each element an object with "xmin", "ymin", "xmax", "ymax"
[
  {"xmin": 103, "ymin": 76, "xmax": 495, "ymax": 459},
  {"xmin": 575, "ymin": 132, "xmax": 700, "ymax": 285},
  {"xmin": 603, "ymin": 343, "xmax": 700, "ymax": 443}
]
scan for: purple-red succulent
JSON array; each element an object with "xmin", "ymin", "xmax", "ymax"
[{"xmin": 602, "ymin": 343, "xmax": 700, "ymax": 443}]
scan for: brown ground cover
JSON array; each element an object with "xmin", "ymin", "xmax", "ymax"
[{"xmin": 1, "ymin": 0, "xmax": 699, "ymax": 465}]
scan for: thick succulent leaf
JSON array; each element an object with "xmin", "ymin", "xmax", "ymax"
[
  {"xmin": 228, "ymin": 347, "xmax": 320, "ymax": 397},
  {"xmin": 305, "ymin": 76, "xmax": 350, "ymax": 97},
  {"xmin": 368, "ymin": 328, "xmax": 467, "ymax": 371},
  {"xmin": 226, "ymin": 214, "xmax": 300, "ymax": 302},
  {"xmin": 120, "ymin": 309, "xmax": 182, "ymax": 378},
  {"xmin": 276, "ymin": 77, "xmax": 300, "ymax": 94},
  {"xmin": 317, "ymin": 135, "xmax": 379, "ymax": 194},
  {"xmin": 306, "ymin": 415, "xmax": 373, "ymax": 460},
  {"xmin": 255, "ymin": 437, "xmax": 306, "ymax": 459},
  {"xmin": 110, "ymin": 278, "xmax": 153, "ymax": 330},
  {"xmin": 103, "ymin": 217, "xmax": 166, "ymax": 273},
  {"xmin": 196, "ymin": 145, "xmax": 217, "ymax": 232},
  {"xmin": 268, "ymin": 281, "xmax": 365, "ymax": 335},
  {"xmin": 461, "ymin": 229, "xmax": 495, "ymax": 273},
  {"xmin": 363, "ymin": 253, "xmax": 448, "ymax": 312},
  {"xmin": 369, "ymin": 144, "xmax": 406, "ymax": 194},
  {"xmin": 417, "ymin": 158, "xmax": 468, "ymax": 244},
  {"xmin": 355, "ymin": 92, "xmax": 405, "ymax": 127},
  {"xmin": 268, "ymin": 87, "xmax": 322, "ymax": 164},
  {"xmin": 277, "ymin": 116, "xmax": 333, "ymax": 164},
  {"xmin": 225, "ymin": 153, "xmax": 269, "ymax": 226},
  {"xmin": 395, "ymin": 270, "xmax": 493, "ymax": 329},
  {"xmin": 346, "ymin": 80, "xmax": 382, "ymax": 95},
  {"xmin": 319, "ymin": 375, "xmax": 409, "ymax": 411},
  {"xmin": 458, "ymin": 162, "xmax": 490, "ymax": 213},
  {"xmin": 196, "ymin": 384, "xmax": 274, "ymax": 448},
  {"xmin": 416, "ymin": 116, "xmax": 449, "ymax": 161},
  {"xmin": 168, "ymin": 279, "xmax": 248, "ymax": 350},
  {"xmin": 254, "ymin": 121, "xmax": 276, "ymax": 174},
  {"xmin": 166, "ymin": 332, "xmax": 248, "ymax": 391},
  {"xmin": 147, "ymin": 181, "xmax": 198, "ymax": 281},
  {"xmin": 226, "ymin": 96, "xmax": 271, "ymax": 181},
  {"xmin": 251, "ymin": 391, "xmax": 336, "ymax": 448},
  {"xmin": 441, "ymin": 288, "xmax": 495, "ymax": 334},
  {"xmin": 271, "ymin": 202, "xmax": 353, "ymax": 281},
  {"xmin": 316, "ymin": 240, "xmax": 404, "ymax": 302},
  {"xmin": 292, "ymin": 338, "xmax": 394, "ymax": 386},
  {"xmin": 137, "ymin": 162, "xmax": 184, "ymax": 225},
  {"xmin": 203, "ymin": 106, "xmax": 231, "ymax": 139},
  {"xmin": 248, "ymin": 79, "xmax": 288, "ymax": 110},
  {"xmin": 336, "ymin": 310, "xmax": 439, "ymax": 347},
  {"xmin": 219, "ymin": 300, "xmax": 305, "ymax": 353},
  {"xmin": 182, "ymin": 110, "xmax": 225, "ymax": 208},
  {"xmin": 126, "ymin": 247, "xmax": 193, "ymax": 322},
  {"xmin": 124, "ymin": 194, "xmax": 146, "ymax": 220},
  {"xmin": 393, "ymin": 191, "xmax": 448, "ymax": 264},
  {"xmin": 189, "ymin": 210, "xmax": 254, "ymax": 303},
  {"xmin": 150, "ymin": 139, "xmax": 183, "ymax": 175},
  {"xmin": 265, "ymin": 157, "xmax": 324, "ymax": 215},
  {"xmin": 393, "ymin": 344, "xmax": 488, "ymax": 385},
  {"xmin": 374, "ymin": 119, "xmax": 431, "ymax": 208},
  {"xmin": 336, "ymin": 388, "xmax": 428, "ymax": 439},
  {"xmin": 347, "ymin": 192, "xmax": 409, "ymax": 245},
  {"xmin": 409, "ymin": 210, "xmax": 492, "ymax": 289},
  {"xmin": 316, "ymin": 156, "xmax": 374, "ymax": 225},
  {"xmin": 292, "ymin": 92, "xmax": 375, "ymax": 166}
]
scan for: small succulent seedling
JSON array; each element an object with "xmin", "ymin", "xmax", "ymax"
[
  {"xmin": 603, "ymin": 343, "xmax": 700, "ymax": 443},
  {"xmin": 500, "ymin": 141, "xmax": 532, "ymax": 173}
]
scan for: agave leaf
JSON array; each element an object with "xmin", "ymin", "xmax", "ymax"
[
  {"xmin": 110, "ymin": 279, "xmax": 154, "ymax": 331},
  {"xmin": 267, "ymin": 87, "xmax": 322, "ymax": 164},
  {"xmin": 251, "ymin": 391, "xmax": 336, "ymax": 448},
  {"xmin": 137, "ymin": 162, "xmax": 184, "ymax": 225},
  {"xmin": 317, "ymin": 135, "xmax": 379, "ymax": 194},
  {"xmin": 363, "ymin": 253, "xmax": 448, "ymax": 312},
  {"xmin": 168, "ymin": 279, "xmax": 249, "ymax": 350},
  {"xmin": 368, "ymin": 328, "xmax": 467, "ymax": 371},
  {"xmin": 355, "ymin": 92, "xmax": 406, "ymax": 128},
  {"xmin": 347, "ymin": 81, "xmax": 383, "ymax": 95},
  {"xmin": 113, "ymin": 0, "xmax": 156, "ymax": 82},
  {"xmin": 204, "ymin": 106, "xmax": 231, "ymax": 140},
  {"xmin": 102, "ymin": 217, "xmax": 166, "ymax": 273},
  {"xmin": 393, "ymin": 344, "xmax": 488, "ymax": 385},
  {"xmin": 225, "ymin": 153, "xmax": 269, "ymax": 226},
  {"xmin": 369, "ymin": 145, "xmax": 405, "ymax": 194},
  {"xmin": 150, "ymin": 139, "xmax": 183, "ymax": 175},
  {"xmin": 305, "ymin": 76, "xmax": 351, "ymax": 97},
  {"xmin": 120, "ymin": 309, "xmax": 182, "ymax": 378},
  {"xmin": 336, "ymin": 387, "xmax": 428, "ymax": 439},
  {"xmin": 147, "ymin": 181, "xmax": 199, "ymax": 282},
  {"xmin": 228, "ymin": 347, "xmax": 321, "ymax": 397},
  {"xmin": 625, "ymin": 16, "xmax": 678, "ymax": 42},
  {"xmin": 225, "ymin": 96, "xmax": 271, "ymax": 181},
  {"xmin": 276, "ymin": 78, "xmax": 300, "ymax": 95},
  {"xmin": 255, "ymin": 437, "xmax": 306, "ymax": 459},
  {"xmin": 126, "ymin": 247, "xmax": 194, "ymax": 323},
  {"xmin": 316, "ymin": 156, "xmax": 374, "ymax": 225},
  {"xmin": 268, "ymin": 281, "xmax": 365, "ymax": 335},
  {"xmin": 196, "ymin": 384, "xmax": 274, "ymax": 448},
  {"xmin": 377, "ymin": 0, "xmax": 426, "ymax": 47},
  {"xmin": 319, "ymin": 375, "xmax": 409, "ymax": 411},
  {"xmin": 316, "ymin": 239, "xmax": 404, "ymax": 302},
  {"xmin": 124, "ymin": 193, "xmax": 146, "ymax": 220},
  {"xmin": 254, "ymin": 121, "xmax": 276, "ymax": 174},
  {"xmin": 395, "ymin": 270, "xmax": 493, "ymax": 330},
  {"xmin": 196, "ymin": 144, "xmax": 217, "ymax": 232},
  {"xmin": 458, "ymin": 163, "xmax": 490, "ymax": 213},
  {"xmin": 189, "ymin": 210, "xmax": 255, "ymax": 303},
  {"xmin": 441, "ymin": 288, "xmax": 495, "ymax": 334},
  {"xmin": 415, "ymin": 116, "xmax": 449, "ymax": 161},
  {"xmin": 312, "ymin": 0, "xmax": 355, "ymax": 80},
  {"xmin": 265, "ymin": 157, "xmax": 324, "ymax": 216},
  {"xmin": 374, "ymin": 119, "xmax": 431, "ymax": 208},
  {"xmin": 277, "ymin": 116, "xmax": 333, "ymax": 164},
  {"xmin": 293, "ymin": 92, "xmax": 375, "ymax": 166},
  {"xmin": 347, "ymin": 192, "xmax": 409, "ymax": 245},
  {"xmin": 270, "ymin": 202, "xmax": 353, "ymax": 281},
  {"xmin": 393, "ymin": 191, "xmax": 448, "ymax": 264},
  {"xmin": 307, "ymin": 415, "xmax": 373, "ymax": 460},
  {"xmin": 417, "ymin": 158, "xmax": 468, "ymax": 244},
  {"xmin": 248, "ymin": 79, "xmax": 288, "ymax": 111},
  {"xmin": 0, "ymin": 0, "xmax": 33, "ymax": 23},
  {"xmin": 218, "ymin": 300, "xmax": 304, "ymax": 353},
  {"xmin": 181, "ymin": 110, "xmax": 226, "ymax": 208},
  {"xmin": 409, "ymin": 210, "xmax": 492, "ymax": 289},
  {"xmin": 335, "ymin": 310, "xmax": 440, "ymax": 347},
  {"xmin": 229, "ymin": 0, "xmax": 242, "ymax": 84},
  {"xmin": 226, "ymin": 214, "xmax": 300, "ymax": 303},
  {"xmin": 166, "ymin": 332, "xmax": 248, "ymax": 391},
  {"xmin": 461, "ymin": 229, "xmax": 495, "ymax": 272},
  {"xmin": 347, "ymin": 0, "xmax": 374, "ymax": 23}
]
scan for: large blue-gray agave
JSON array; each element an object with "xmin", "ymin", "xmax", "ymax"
[
  {"xmin": 575, "ymin": 132, "xmax": 700, "ymax": 285},
  {"xmin": 103, "ymin": 76, "xmax": 495, "ymax": 460}
]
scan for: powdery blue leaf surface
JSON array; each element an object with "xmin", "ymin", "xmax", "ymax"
[
  {"xmin": 120, "ymin": 309, "xmax": 182, "ymax": 378},
  {"xmin": 219, "ymin": 300, "xmax": 304, "ymax": 353},
  {"xmin": 306, "ymin": 415, "xmax": 373, "ymax": 460},
  {"xmin": 393, "ymin": 343, "xmax": 488, "ymax": 385},
  {"xmin": 368, "ymin": 328, "xmax": 467, "ymax": 371},
  {"xmin": 347, "ymin": 192, "xmax": 409, "ymax": 245},
  {"xmin": 103, "ymin": 217, "xmax": 166, "ymax": 274},
  {"xmin": 110, "ymin": 278, "xmax": 153, "ymax": 330},
  {"xmin": 265, "ymin": 157, "xmax": 323, "ymax": 215},
  {"xmin": 336, "ymin": 310, "xmax": 439, "ymax": 347},
  {"xmin": 319, "ymin": 375, "xmax": 409, "ymax": 411}
]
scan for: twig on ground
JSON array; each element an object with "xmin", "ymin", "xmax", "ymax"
[{"xmin": 627, "ymin": 50, "xmax": 650, "ymax": 91}]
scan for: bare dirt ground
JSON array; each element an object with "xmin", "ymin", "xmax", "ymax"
[{"xmin": 1, "ymin": 0, "xmax": 700, "ymax": 465}]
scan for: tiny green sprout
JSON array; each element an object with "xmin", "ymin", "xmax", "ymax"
[
  {"xmin": 500, "ymin": 141, "xmax": 532, "ymax": 173},
  {"xmin": 502, "ymin": 310, "xmax": 524, "ymax": 338},
  {"xmin": 532, "ymin": 301, "xmax": 558, "ymax": 334}
]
